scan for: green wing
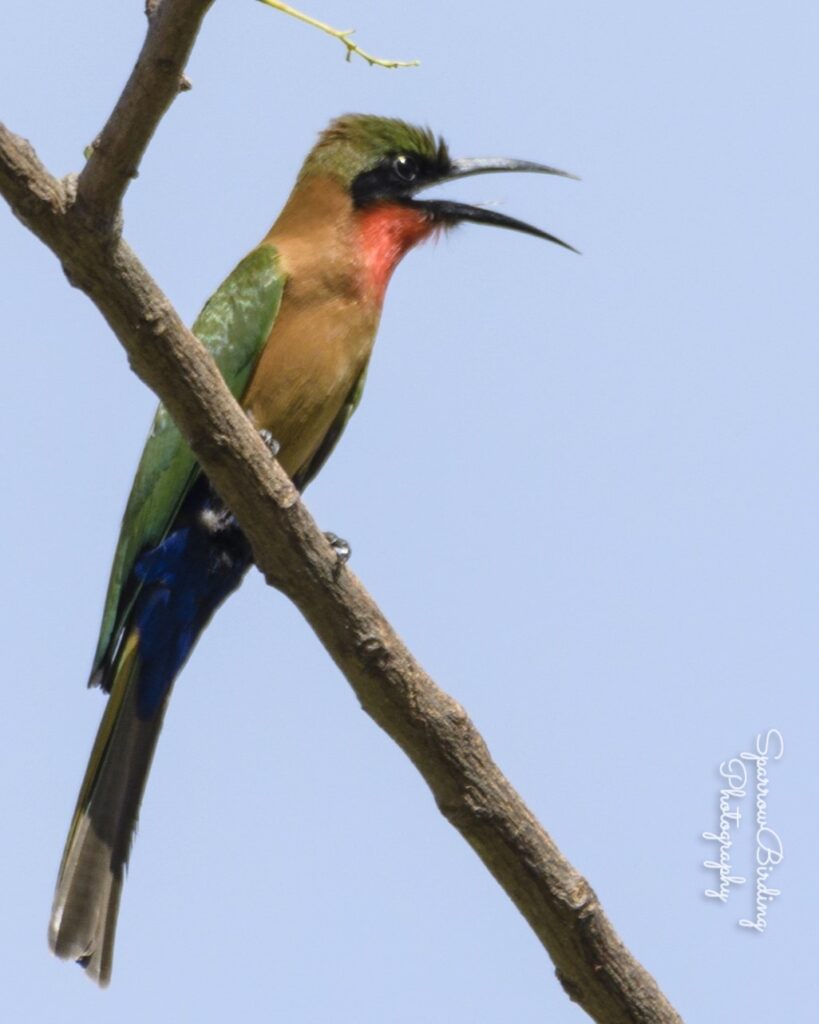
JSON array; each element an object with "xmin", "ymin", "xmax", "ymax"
[
  {"xmin": 292, "ymin": 364, "xmax": 369, "ymax": 492},
  {"xmin": 90, "ymin": 244, "xmax": 286, "ymax": 681}
]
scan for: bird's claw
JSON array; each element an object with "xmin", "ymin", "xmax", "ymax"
[
  {"xmin": 258, "ymin": 429, "xmax": 281, "ymax": 458},
  {"xmin": 324, "ymin": 532, "xmax": 351, "ymax": 563}
]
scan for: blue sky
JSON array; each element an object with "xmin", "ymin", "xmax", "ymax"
[{"xmin": 1, "ymin": 1, "xmax": 815, "ymax": 1020}]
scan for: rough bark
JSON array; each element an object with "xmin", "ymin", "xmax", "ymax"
[{"xmin": 0, "ymin": 3, "xmax": 683, "ymax": 1021}]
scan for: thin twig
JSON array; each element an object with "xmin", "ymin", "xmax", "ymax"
[{"xmin": 257, "ymin": 0, "xmax": 419, "ymax": 68}]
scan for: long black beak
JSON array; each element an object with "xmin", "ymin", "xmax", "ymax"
[
  {"xmin": 412, "ymin": 156, "xmax": 579, "ymax": 253},
  {"xmin": 447, "ymin": 157, "xmax": 579, "ymax": 183}
]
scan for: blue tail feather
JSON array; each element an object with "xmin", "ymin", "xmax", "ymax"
[{"xmin": 129, "ymin": 478, "xmax": 253, "ymax": 719}]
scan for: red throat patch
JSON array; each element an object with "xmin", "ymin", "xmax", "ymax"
[{"xmin": 356, "ymin": 202, "xmax": 438, "ymax": 302}]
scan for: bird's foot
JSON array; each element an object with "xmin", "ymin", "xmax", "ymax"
[
  {"xmin": 199, "ymin": 503, "xmax": 237, "ymax": 536},
  {"xmin": 258, "ymin": 429, "xmax": 281, "ymax": 459},
  {"xmin": 324, "ymin": 532, "xmax": 351, "ymax": 564}
]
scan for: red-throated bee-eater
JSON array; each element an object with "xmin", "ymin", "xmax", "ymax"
[{"xmin": 48, "ymin": 114, "xmax": 576, "ymax": 985}]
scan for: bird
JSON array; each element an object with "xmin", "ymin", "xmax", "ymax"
[{"xmin": 48, "ymin": 113, "xmax": 576, "ymax": 986}]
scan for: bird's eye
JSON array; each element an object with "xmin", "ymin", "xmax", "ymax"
[{"xmin": 392, "ymin": 154, "xmax": 419, "ymax": 183}]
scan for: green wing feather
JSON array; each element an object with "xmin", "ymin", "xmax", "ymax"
[{"xmin": 90, "ymin": 244, "xmax": 286, "ymax": 681}]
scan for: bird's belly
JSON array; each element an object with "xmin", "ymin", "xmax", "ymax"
[{"xmin": 241, "ymin": 294, "xmax": 378, "ymax": 479}]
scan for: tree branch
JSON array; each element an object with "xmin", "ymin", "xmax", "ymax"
[
  {"xmin": 76, "ymin": 0, "xmax": 214, "ymax": 223},
  {"xmin": 0, "ymin": 5, "xmax": 682, "ymax": 1022}
]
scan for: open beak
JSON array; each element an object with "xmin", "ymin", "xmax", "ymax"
[{"xmin": 412, "ymin": 157, "xmax": 579, "ymax": 253}]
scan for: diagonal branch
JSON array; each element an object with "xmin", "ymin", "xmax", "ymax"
[
  {"xmin": 0, "ymin": 113, "xmax": 683, "ymax": 1024},
  {"xmin": 76, "ymin": 0, "xmax": 214, "ymax": 223},
  {"xmin": 0, "ymin": 5, "xmax": 683, "ymax": 1022}
]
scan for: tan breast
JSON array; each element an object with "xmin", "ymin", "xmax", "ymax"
[{"xmin": 242, "ymin": 177, "xmax": 382, "ymax": 479}]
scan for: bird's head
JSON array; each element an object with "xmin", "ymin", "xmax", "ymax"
[{"xmin": 296, "ymin": 114, "xmax": 577, "ymax": 298}]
